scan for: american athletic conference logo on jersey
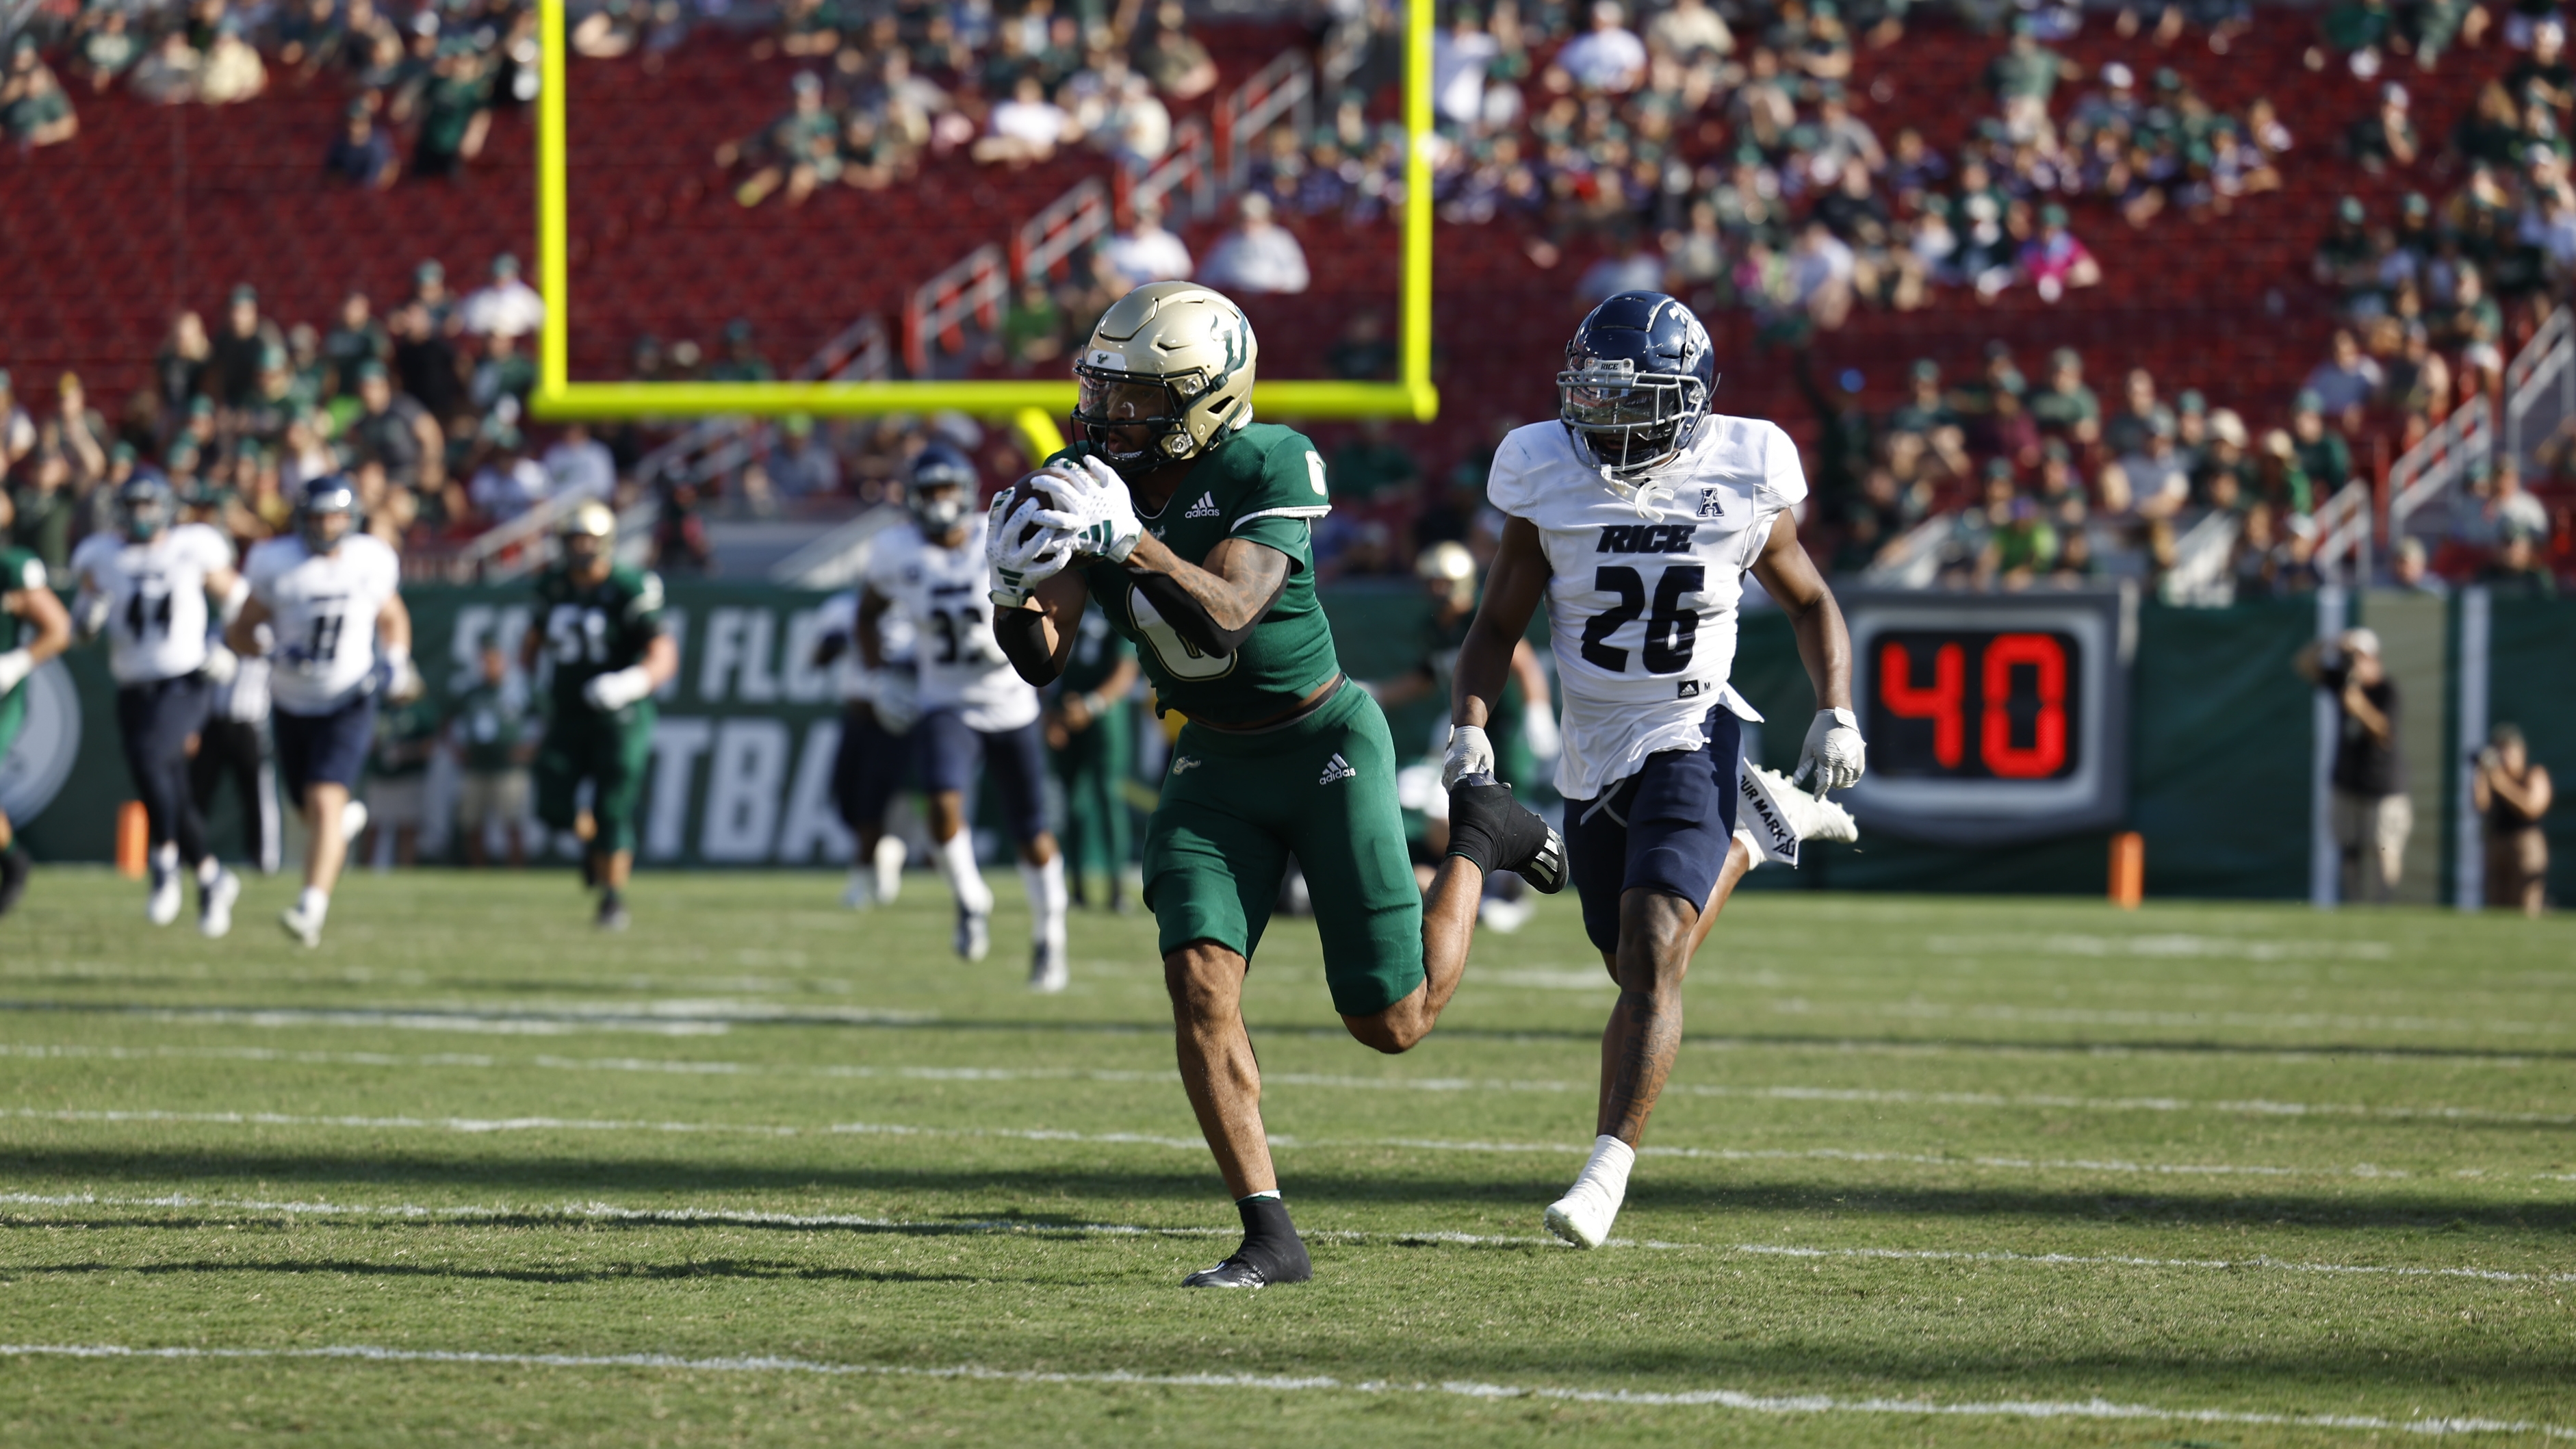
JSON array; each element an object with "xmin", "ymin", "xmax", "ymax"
[{"xmin": 1697, "ymin": 488, "xmax": 1724, "ymax": 519}]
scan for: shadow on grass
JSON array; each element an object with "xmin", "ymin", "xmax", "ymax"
[
  {"xmin": 5, "ymin": 1145, "xmax": 2573, "ymax": 1234},
  {"xmin": 3, "ymin": 1256, "xmax": 999, "ymax": 1286}
]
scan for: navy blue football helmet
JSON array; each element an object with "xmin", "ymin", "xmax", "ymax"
[
  {"xmin": 1558, "ymin": 291, "xmax": 1719, "ymax": 481},
  {"xmin": 296, "ymin": 474, "xmax": 361, "ymax": 552},
  {"xmin": 117, "ymin": 474, "xmax": 178, "ymax": 542},
  {"xmin": 905, "ymin": 441, "xmax": 978, "ymax": 534}
]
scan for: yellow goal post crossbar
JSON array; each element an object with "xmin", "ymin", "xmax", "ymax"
[{"xmin": 529, "ymin": 0, "xmax": 1437, "ymax": 428}]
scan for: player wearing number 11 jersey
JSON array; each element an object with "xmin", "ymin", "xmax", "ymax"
[{"xmin": 1447, "ymin": 292, "xmax": 1868, "ymax": 1249}]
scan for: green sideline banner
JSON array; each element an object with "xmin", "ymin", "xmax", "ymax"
[{"xmin": 10, "ymin": 583, "xmax": 2562, "ymax": 900}]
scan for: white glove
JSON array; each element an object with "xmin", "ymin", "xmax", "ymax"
[
  {"xmin": 583, "ymin": 663, "xmax": 656, "ymax": 713},
  {"xmin": 1440, "ymin": 723, "xmax": 1497, "ymax": 788},
  {"xmin": 1796, "ymin": 706, "xmax": 1866, "ymax": 794},
  {"xmin": 986, "ymin": 494, "xmax": 1076, "ymax": 608},
  {"xmin": 1522, "ymin": 700, "xmax": 1562, "ymax": 762},
  {"xmin": 72, "ymin": 591, "xmax": 108, "ymax": 641},
  {"xmin": 0, "ymin": 647, "xmax": 31, "ymax": 695},
  {"xmin": 200, "ymin": 643, "xmax": 240, "ymax": 685},
  {"xmin": 388, "ymin": 654, "xmax": 426, "ymax": 704},
  {"xmin": 870, "ymin": 668, "xmax": 922, "ymax": 734},
  {"xmin": 1032, "ymin": 454, "xmax": 1144, "ymax": 563}
]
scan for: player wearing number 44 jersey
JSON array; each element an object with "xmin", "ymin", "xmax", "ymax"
[
  {"xmin": 70, "ymin": 476, "xmax": 250, "ymax": 936},
  {"xmin": 991, "ymin": 281, "xmax": 1568, "ymax": 1289},
  {"xmin": 860, "ymin": 444, "xmax": 1068, "ymax": 988},
  {"xmin": 524, "ymin": 502, "xmax": 678, "ymax": 932},
  {"xmin": 1450, "ymin": 292, "xmax": 1866, "ymax": 1249},
  {"xmin": 231, "ymin": 476, "xmax": 420, "ymax": 949}
]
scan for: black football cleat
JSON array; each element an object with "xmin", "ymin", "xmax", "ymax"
[
  {"xmin": 0, "ymin": 848, "xmax": 28, "ymax": 917},
  {"xmin": 595, "ymin": 894, "xmax": 630, "ymax": 932},
  {"xmin": 1445, "ymin": 775, "xmax": 1568, "ymax": 894},
  {"xmin": 1182, "ymin": 1249, "xmax": 1312, "ymax": 1290}
]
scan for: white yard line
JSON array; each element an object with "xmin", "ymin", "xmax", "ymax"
[
  {"xmin": 0, "ymin": 1342, "xmax": 2562, "ymax": 1437},
  {"xmin": 8, "ymin": 1189, "xmax": 2573, "ymax": 1287},
  {"xmin": 12, "ymin": 1105, "xmax": 2567, "ymax": 1183},
  {"xmin": 9, "ymin": 1042, "xmax": 2565, "ymax": 1126},
  {"xmin": 0, "ymin": 1003, "xmax": 936, "ymax": 1037}
]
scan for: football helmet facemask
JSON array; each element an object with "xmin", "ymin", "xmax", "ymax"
[
  {"xmin": 1558, "ymin": 291, "xmax": 1719, "ymax": 489},
  {"xmin": 1070, "ymin": 281, "xmax": 1257, "ymax": 476},
  {"xmin": 117, "ymin": 474, "xmax": 178, "ymax": 542},
  {"xmin": 905, "ymin": 440, "xmax": 978, "ymax": 535},
  {"xmin": 296, "ymin": 476, "xmax": 360, "ymax": 553}
]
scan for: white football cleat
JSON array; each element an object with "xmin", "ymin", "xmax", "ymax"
[
  {"xmin": 872, "ymin": 835, "xmax": 905, "ymax": 904},
  {"xmin": 279, "ymin": 901, "xmax": 325, "ymax": 949},
  {"xmin": 198, "ymin": 870, "xmax": 240, "ymax": 938},
  {"xmin": 144, "ymin": 867, "xmax": 183, "ymax": 927},
  {"xmin": 1028, "ymin": 936, "xmax": 1069, "ymax": 993},
  {"xmin": 338, "ymin": 800, "xmax": 370, "ymax": 844},
  {"xmin": 1543, "ymin": 1185, "xmax": 1621, "ymax": 1249},
  {"xmin": 1478, "ymin": 890, "xmax": 1535, "ymax": 934},
  {"xmin": 1738, "ymin": 763, "xmax": 1859, "ymax": 868},
  {"xmin": 955, "ymin": 906, "xmax": 990, "ymax": 962}
]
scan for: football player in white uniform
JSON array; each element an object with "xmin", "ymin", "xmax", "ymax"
[
  {"xmin": 859, "ymin": 443, "xmax": 1070, "ymax": 989},
  {"xmin": 811, "ymin": 573, "xmax": 916, "ymax": 909},
  {"xmin": 68, "ymin": 476, "xmax": 250, "ymax": 935},
  {"xmin": 229, "ymin": 476, "xmax": 419, "ymax": 947},
  {"xmin": 1446, "ymin": 292, "xmax": 1867, "ymax": 1248}
]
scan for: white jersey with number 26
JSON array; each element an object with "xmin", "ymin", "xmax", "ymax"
[
  {"xmin": 243, "ymin": 533, "xmax": 403, "ymax": 715},
  {"xmin": 70, "ymin": 523, "xmax": 234, "ymax": 684},
  {"xmin": 864, "ymin": 515, "xmax": 1038, "ymax": 732},
  {"xmin": 1485, "ymin": 413, "xmax": 1807, "ymax": 802}
]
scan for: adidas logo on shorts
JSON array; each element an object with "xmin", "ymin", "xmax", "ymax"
[
  {"xmin": 1318, "ymin": 752, "xmax": 1357, "ymax": 784},
  {"xmin": 1183, "ymin": 491, "xmax": 1221, "ymax": 519}
]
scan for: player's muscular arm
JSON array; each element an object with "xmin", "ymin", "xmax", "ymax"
[
  {"xmin": 226, "ymin": 595, "xmax": 274, "ymax": 657},
  {"xmin": 639, "ymin": 632, "xmax": 680, "ymax": 689},
  {"xmin": 1122, "ymin": 534, "xmax": 1289, "ymax": 656},
  {"xmin": 1452, "ymin": 516, "xmax": 1551, "ymax": 729},
  {"xmin": 994, "ymin": 570, "xmax": 1089, "ymax": 687},
  {"xmin": 3, "ymin": 585, "xmax": 71, "ymax": 663},
  {"xmin": 376, "ymin": 591, "xmax": 413, "ymax": 656},
  {"xmin": 1750, "ymin": 511, "xmax": 1853, "ymax": 712}
]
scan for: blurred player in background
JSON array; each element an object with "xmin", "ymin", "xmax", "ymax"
[
  {"xmin": 190, "ymin": 626, "xmax": 280, "ymax": 877},
  {"xmin": 1046, "ymin": 610, "xmax": 1139, "ymax": 911},
  {"xmin": 2473, "ymin": 722, "xmax": 2553, "ymax": 916},
  {"xmin": 860, "ymin": 443, "xmax": 1068, "ymax": 988},
  {"xmin": 231, "ymin": 476, "xmax": 417, "ymax": 948},
  {"xmin": 0, "ymin": 491, "xmax": 71, "ymax": 914},
  {"xmin": 992, "ymin": 281, "xmax": 1566, "ymax": 1287},
  {"xmin": 360, "ymin": 687, "xmax": 441, "ymax": 868},
  {"xmin": 71, "ymin": 476, "xmax": 248, "ymax": 936},
  {"xmin": 1449, "ymin": 292, "xmax": 1864, "ymax": 1249},
  {"xmin": 1368, "ymin": 539, "xmax": 1560, "ymax": 928},
  {"xmin": 449, "ymin": 643, "xmax": 536, "ymax": 869},
  {"xmin": 812, "ymin": 569, "xmax": 916, "ymax": 909},
  {"xmin": 524, "ymin": 502, "xmax": 675, "ymax": 930}
]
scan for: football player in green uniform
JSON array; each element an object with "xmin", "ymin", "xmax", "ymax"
[
  {"xmin": 0, "ymin": 493, "xmax": 73, "ymax": 915},
  {"xmin": 1045, "ymin": 611, "xmax": 1139, "ymax": 910},
  {"xmin": 521, "ymin": 502, "xmax": 676, "ymax": 930},
  {"xmin": 991, "ymin": 281, "xmax": 1566, "ymax": 1288}
]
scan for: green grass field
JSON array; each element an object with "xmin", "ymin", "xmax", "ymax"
[{"xmin": 1, "ymin": 867, "xmax": 2571, "ymax": 1446}]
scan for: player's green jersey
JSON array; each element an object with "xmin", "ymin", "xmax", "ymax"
[
  {"xmin": 1056, "ymin": 422, "xmax": 1336, "ymax": 728},
  {"xmin": 532, "ymin": 562, "xmax": 667, "ymax": 718},
  {"xmin": 0, "ymin": 547, "xmax": 41, "ymax": 668}
]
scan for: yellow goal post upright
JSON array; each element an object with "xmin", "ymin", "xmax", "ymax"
[{"xmin": 528, "ymin": 0, "xmax": 1438, "ymax": 456}]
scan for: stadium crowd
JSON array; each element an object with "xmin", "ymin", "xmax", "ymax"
[{"xmin": 4, "ymin": 0, "xmax": 2575, "ymax": 598}]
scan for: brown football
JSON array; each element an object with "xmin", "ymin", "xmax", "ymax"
[{"xmin": 992, "ymin": 472, "xmax": 1059, "ymax": 545}]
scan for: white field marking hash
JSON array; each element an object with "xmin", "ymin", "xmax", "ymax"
[
  {"xmin": 1799, "ymin": 999, "xmax": 2572, "ymax": 1037},
  {"xmin": 0, "ymin": 1001, "xmax": 938, "ymax": 1037},
  {"xmin": 15, "ymin": 1106, "xmax": 2566, "ymax": 1182},
  {"xmin": 0, "ymin": 1343, "xmax": 2563, "ymax": 1438},
  {"xmin": 8, "ymin": 1189, "xmax": 2575, "ymax": 1287},
  {"xmin": 8, "ymin": 1042, "xmax": 2566, "ymax": 1126},
  {"xmin": 1924, "ymin": 933, "xmax": 2399, "ymax": 961}
]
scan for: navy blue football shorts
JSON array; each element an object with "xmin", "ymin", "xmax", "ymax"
[
  {"xmin": 916, "ymin": 708, "xmax": 1050, "ymax": 846},
  {"xmin": 1562, "ymin": 704, "xmax": 1742, "ymax": 955},
  {"xmin": 274, "ymin": 692, "xmax": 379, "ymax": 808}
]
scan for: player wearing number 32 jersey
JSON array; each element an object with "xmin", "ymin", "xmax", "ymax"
[
  {"xmin": 992, "ymin": 281, "xmax": 1567, "ymax": 1291},
  {"xmin": 1450, "ymin": 291, "xmax": 1868, "ymax": 1250}
]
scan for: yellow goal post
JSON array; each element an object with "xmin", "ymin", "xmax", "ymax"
[{"xmin": 528, "ymin": 0, "xmax": 1438, "ymax": 444}]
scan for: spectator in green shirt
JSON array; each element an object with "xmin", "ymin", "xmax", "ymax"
[
  {"xmin": 1985, "ymin": 18, "xmax": 2075, "ymax": 139},
  {"xmin": 1981, "ymin": 496, "xmax": 2060, "ymax": 591},
  {"xmin": 2290, "ymin": 390, "xmax": 2355, "ymax": 494},
  {"xmin": 2026, "ymin": 348, "xmax": 2100, "ymax": 444},
  {"xmin": 448, "ymin": 644, "xmax": 535, "ymax": 867},
  {"xmin": 709, "ymin": 318, "xmax": 777, "ymax": 382},
  {"xmin": 1885, "ymin": 359, "xmax": 1959, "ymax": 436}
]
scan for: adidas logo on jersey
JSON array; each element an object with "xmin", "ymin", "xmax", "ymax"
[
  {"xmin": 1318, "ymin": 753, "xmax": 1357, "ymax": 784},
  {"xmin": 1183, "ymin": 491, "xmax": 1221, "ymax": 520}
]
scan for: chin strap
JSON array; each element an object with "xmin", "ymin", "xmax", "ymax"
[{"xmin": 1599, "ymin": 465, "xmax": 1676, "ymax": 520}]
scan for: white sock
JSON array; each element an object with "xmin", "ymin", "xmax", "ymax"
[
  {"xmin": 296, "ymin": 886, "xmax": 330, "ymax": 923},
  {"xmin": 1567, "ymin": 1133, "xmax": 1636, "ymax": 1205},
  {"xmin": 196, "ymin": 856, "xmax": 222, "ymax": 886},
  {"xmin": 1020, "ymin": 855, "xmax": 1068, "ymax": 947},
  {"xmin": 933, "ymin": 831, "xmax": 992, "ymax": 916},
  {"xmin": 1731, "ymin": 825, "xmax": 1764, "ymax": 873},
  {"xmin": 152, "ymin": 843, "xmax": 179, "ymax": 874}
]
